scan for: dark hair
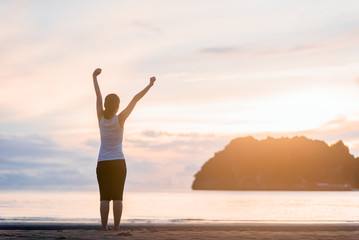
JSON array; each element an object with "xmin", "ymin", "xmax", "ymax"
[{"xmin": 104, "ymin": 93, "xmax": 120, "ymax": 119}]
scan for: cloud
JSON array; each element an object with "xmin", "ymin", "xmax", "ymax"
[
  {"xmin": 196, "ymin": 42, "xmax": 328, "ymax": 59},
  {"xmin": 0, "ymin": 133, "xmax": 94, "ymax": 164},
  {"xmin": 130, "ymin": 130, "xmax": 227, "ymax": 154},
  {"xmin": 314, "ymin": 119, "xmax": 359, "ymax": 145},
  {"xmin": 129, "ymin": 138, "xmax": 225, "ymax": 153},
  {"xmin": 196, "ymin": 27, "xmax": 359, "ymax": 60},
  {"xmin": 132, "ymin": 20, "xmax": 163, "ymax": 35},
  {"xmin": 118, "ymin": 130, "xmax": 232, "ymax": 190},
  {"xmin": 141, "ymin": 130, "xmax": 158, "ymax": 138},
  {"xmin": 0, "ymin": 134, "xmax": 96, "ymax": 190},
  {"xmin": 322, "ymin": 116, "xmax": 347, "ymax": 127},
  {"xmin": 0, "ymin": 134, "xmax": 61, "ymax": 159},
  {"xmin": 0, "ymin": 169, "xmax": 95, "ymax": 191},
  {"xmin": 141, "ymin": 130, "xmax": 216, "ymax": 139},
  {"xmin": 85, "ymin": 139, "xmax": 100, "ymax": 148},
  {"xmin": 0, "ymin": 131, "xmax": 229, "ymax": 191},
  {"xmin": 3, "ymin": 123, "xmax": 359, "ymax": 191},
  {"xmin": 200, "ymin": 47, "xmax": 240, "ymax": 54}
]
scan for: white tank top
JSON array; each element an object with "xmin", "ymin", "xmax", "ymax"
[{"xmin": 98, "ymin": 115, "xmax": 125, "ymax": 161}]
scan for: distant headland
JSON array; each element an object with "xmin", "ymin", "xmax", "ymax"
[{"xmin": 192, "ymin": 136, "xmax": 359, "ymax": 191}]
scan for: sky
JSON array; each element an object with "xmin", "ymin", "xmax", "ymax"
[{"xmin": 1, "ymin": 0, "xmax": 359, "ymax": 191}]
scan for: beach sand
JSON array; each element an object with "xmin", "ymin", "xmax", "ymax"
[{"xmin": 1, "ymin": 223, "xmax": 359, "ymax": 239}]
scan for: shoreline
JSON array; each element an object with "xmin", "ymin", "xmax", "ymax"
[
  {"xmin": 2, "ymin": 222, "xmax": 359, "ymax": 239},
  {"xmin": 1, "ymin": 222, "xmax": 359, "ymax": 231}
]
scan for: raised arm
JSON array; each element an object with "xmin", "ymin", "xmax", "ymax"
[
  {"xmin": 93, "ymin": 68, "xmax": 104, "ymax": 122},
  {"xmin": 118, "ymin": 77, "xmax": 156, "ymax": 127}
]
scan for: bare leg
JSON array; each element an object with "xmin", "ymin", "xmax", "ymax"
[
  {"xmin": 100, "ymin": 200, "xmax": 110, "ymax": 230},
  {"xmin": 113, "ymin": 200, "xmax": 123, "ymax": 230}
]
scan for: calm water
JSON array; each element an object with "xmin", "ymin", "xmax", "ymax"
[{"xmin": 0, "ymin": 191, "xmax": 359, "ymax": 224}]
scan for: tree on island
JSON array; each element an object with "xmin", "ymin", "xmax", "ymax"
[{"xmin": 192, "ymin": 136, "xmax": 359, "ymax": 191}]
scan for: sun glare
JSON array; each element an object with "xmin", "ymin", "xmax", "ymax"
[{"xmin": 248, "ymin": 89, "xmax": 340, "ymax": 132}]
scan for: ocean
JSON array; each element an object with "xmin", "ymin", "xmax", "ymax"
[{"xmin": 1, "ymin": 190, "xmax": 359, "ymax": 224}]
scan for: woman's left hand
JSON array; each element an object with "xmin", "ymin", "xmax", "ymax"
[{"xmin": 150, "ymin": 76, "xmax": 156, "ymax": 85}]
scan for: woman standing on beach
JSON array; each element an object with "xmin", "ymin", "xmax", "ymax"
[{"xmin": 93, "ymin": 68, "xmax": 156, "ymax": 230}]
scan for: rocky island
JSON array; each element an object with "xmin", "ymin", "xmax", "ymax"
[{"xmin": 192, "ymin": 136, "xmax": 359, "ymax": 191}]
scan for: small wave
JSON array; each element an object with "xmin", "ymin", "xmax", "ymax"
[{"xmin": 0, "ymin": 217, "xmax": 100, "ymax": 223}]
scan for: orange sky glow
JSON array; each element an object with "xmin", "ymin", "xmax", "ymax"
[{"xmin": 1, "ymin": 0, "xmax": 359, "ymax": 190}]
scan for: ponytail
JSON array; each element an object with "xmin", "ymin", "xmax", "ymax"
[{"xmin": 103, "ymin": 108, "xmax": 114, "ymax": 119}]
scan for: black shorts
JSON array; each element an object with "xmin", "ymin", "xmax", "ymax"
[{"xmin": 96, "ymin": 159, "xmax": 127, "ymax": 201}]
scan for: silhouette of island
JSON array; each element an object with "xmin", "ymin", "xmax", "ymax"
[{"xmin": 192, "ymin": 136, "xmax": 359, "ymax": 191}]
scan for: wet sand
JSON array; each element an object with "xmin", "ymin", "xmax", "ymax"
[{"xmin": 1, "ymin": 222, "xmax": 359, "ymax": 239}]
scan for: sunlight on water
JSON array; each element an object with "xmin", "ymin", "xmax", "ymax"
[{"xmin": 1, "ymin": 191, "xmax": 359, "ymax": 223}]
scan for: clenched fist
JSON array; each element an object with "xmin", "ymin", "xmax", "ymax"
[
  {"xmin": 150, "ymin": 76, "xmax": 156, "ymax": 85},
  {"xmin": 93, "ymin": 68, "xmax": 102, "ymax": 77}
]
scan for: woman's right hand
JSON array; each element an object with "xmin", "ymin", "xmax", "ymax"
[{"xmin": 93, "ymin": 68, "xmax": 102, "ymax": 77}]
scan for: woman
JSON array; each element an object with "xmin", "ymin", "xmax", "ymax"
[{"xmin": 93, "ymin": 68, "xmax": 156, "ymax": 230}]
